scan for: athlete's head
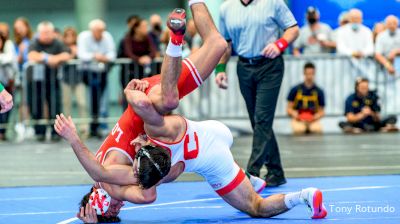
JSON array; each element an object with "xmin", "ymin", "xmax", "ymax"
[
  {"xmin": 80, "ymin": 187, "xmax": 124, "ymax": 223},
  {"xmin": 133, "ymin": 145, "xmax": 171, "ymax": 189},
  {"xmin": 355, "ymin": 77, "xmax": 369, "ymax": 97}
]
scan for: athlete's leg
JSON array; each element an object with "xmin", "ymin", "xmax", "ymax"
[
  {"xmin": 221, "ymin": 177, "xmax": 327, "ymax": 219},
  {"xmin": 148, "ymin": 9, "xmax": 187, "ymax": 114},
  {"xmin": 187, "ymin": 1, "xmax": 228, "ymax": 81}
]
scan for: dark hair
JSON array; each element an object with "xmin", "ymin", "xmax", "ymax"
[
  {"xmin": 127, "ymin": 15, "xmax": 140, "ymax": 25},
  {"xmin": 80, "ymin": 188, "xmax": 121, "ymax": 223},
  {"xmin": 129, "ymin": 18, "xmax": 145, "ymax": 37},
  {"xmin": 304, "ymin": 62, "xmax": 315, "ymax": 71},
  {"xmin": 0, "ymin": 33, "xmax": 6, "ymax": 52},
  {"xmin": 136, "ymin": 145, "xmax": 171, "ymax": 189}
]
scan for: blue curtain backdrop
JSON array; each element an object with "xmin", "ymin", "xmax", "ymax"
[{"xmin": 289, "ymin": 0, "xmax": 400, "ymax": 29}]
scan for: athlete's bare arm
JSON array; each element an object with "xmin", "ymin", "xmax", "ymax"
[
  {"xmin": 101, "ymin": 183, "xmax": 157, "ymax": 204},
  {"xmin": 54, "ymin": 114, "xmax": 136, "ymax": 186}
]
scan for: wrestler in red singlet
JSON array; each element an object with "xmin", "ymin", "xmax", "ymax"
[{"xmin": 95, "ymin": 58, "xmax": 203, "ymax": 164}]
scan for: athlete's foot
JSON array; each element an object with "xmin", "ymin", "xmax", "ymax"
[
  {"xmin": 249, "ymin": 175, "xmax": 266, "ymax": 194},
  {"xmin": 301, "ymin": 188, "xmax": 327, "ymax": 219},
  {"xmin": 167, "ymin": 8, "xmax": 186, "ymax": 45}
]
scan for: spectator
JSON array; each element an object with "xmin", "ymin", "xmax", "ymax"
[
  {"xmin": 331, "ymin": 11, "xmax": 350, "ymax": 46},
  {"xmin": 0, "ymin": 22, "xmax": 10, "ymax": 40},
  {"xmin": 149, "ymin": 14, "xmax": 163, "ymax": 56},
  {"xmin": 77, "ymin": 19, "xmax": 115, "ymax": 138},
  {"xmin": 293, "ymin": 7, "xmax": 333, "ymax": 55},
  {"xmin": 0, "ymin": 32, "xmax": 17, "ymax": 140},
  {"xmin": 13, "ymin": 17, "xmax": 34, "ymax": 141},
  {"xmin": 13, "ymin": 17, "xmax": 33, "ymax": 68},
  {"xmin": 61, "ymin": 27, "xmax": 89, "ymax": 137},
  {"xmin": 118, "ymin": 15, "xmax": 140, "ymax": 109},
  {"xmin": 375, "ymin": 15, "xmax": 400, "ymax": 75},
  {"xmin": 336, "ymin": 9, "xmax": 374, "ymax": 58},
  {"xmin": 372, "ymin": 22, "xmax": 386, "ymax": 43},
  {"xmin": 287, "ymin": 62, "xmax": 325, "ymax": 134},
  {"xmin": 123, "ymin": 18, "xmax": 156, "ymax": 79},
  {"xmin": 28, "ymin": 21, "xmax": 71, "ymax": 141},
  {"xmin": 339, "ymin": 78, "xmax": 398, "ymax": 133}
]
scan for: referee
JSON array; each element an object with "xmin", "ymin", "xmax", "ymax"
[{"xmin": 215, "ymin": 0, "xmax": 299, "ymax": 186}]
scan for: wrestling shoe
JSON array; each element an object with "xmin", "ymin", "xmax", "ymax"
[
  {"xmin": 167, "ymin": 8, "xmax": 186, "ymax": 45},
  {"xmin": 301, "ymin": 188, "xmax": 327, "ymax": 219},
  {"xmin": 249, "ymin": 175, "xmax": 266, "ymax": 194}
]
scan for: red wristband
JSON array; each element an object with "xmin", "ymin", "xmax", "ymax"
[{"xmin": 274, "ymin": 38, "xmax": 289, "ymax": 53}]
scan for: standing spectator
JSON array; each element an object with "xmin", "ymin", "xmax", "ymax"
[
  {"xmin": 0, "ymin": 33, "xmax": 17, "ymax": 140},
  {"xmin": 287, "ymin": 62, "xmax": 325, "ymax": 134},
  {"xmin": 293, "ymin": 7, "xmax": 333, "ymax": 55},
  {"xmin": 123, "ymin": 18, "xmax": 156, "ymax": 79},
  {"xmin": 61, "ymin": 27, "xmax": 89, "ymax": 137},
  {"xmin": 77, "ymin": 19, "xmax": 115, "ymax": 138},
  {"xmin": 336, "ymin": 9, "xmax": 374, "ymax": 58},
  {"xmin": 28, "ymin": 21, "xmax": 71, "ymax": 141},
  {"xmin": 375, "ymin": 15, "xmax": 400, "ymax": 75},
  {"xmin": 0, "ymin": 23, "xmax": 10, "ymax": 40},
  {"xmin": 118, "ymin": 15, "xmax": 140, "ymax": 109},
  {"xmin": 13, "ymin": 17, "xmax": 34, "ymax": 141},
  {"xmin": 372, "ymin": 22, "xmax": 386, "ymax": 43},
  {"xmin": 149, "ymin": 14, "xmax": 163, "ymax": 56},
  {"xmin": 331, "ymin": 11, "xmax": 350, "ymax": 47},
  {"xmin": 339, "ymin": 78, "xmax": 398, "ymax": 133},
  {"xmin": 216, "ymin": 0, "xmax": 299, "ymax": 186}
]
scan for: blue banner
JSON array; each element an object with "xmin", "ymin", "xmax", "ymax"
[{"xmin": 290, "ymin": 0, "xmax": 400, "ymax": 29}]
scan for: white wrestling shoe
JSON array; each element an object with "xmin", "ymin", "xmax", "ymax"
[
  {"xmin": 249, "ymin": 175, "xmax": 266, "ymax": 194},
  {"xmin": 301, "ymin": 188, "xmax": 327, "ymax": 219}
]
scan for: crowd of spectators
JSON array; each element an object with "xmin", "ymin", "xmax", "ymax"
[{"xmin": 0, "ymin": 6, "xmax": 399, "ymax": 141}]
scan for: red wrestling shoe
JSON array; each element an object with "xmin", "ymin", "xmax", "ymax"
[{"xmin": 167, "ymin": 8, "xmax": 186, "ymax": 45}]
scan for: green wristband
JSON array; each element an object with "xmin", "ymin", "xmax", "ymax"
[
  {"xmin": 215, "ymin": 64, "xmax": 226, "ymax": 74},
  {"xmin": 0, "ymin": 84, "xmax": 4, "ymax": 92}
]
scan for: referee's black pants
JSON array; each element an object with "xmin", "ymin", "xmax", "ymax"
[{"xmin": 237, "ymin": 56, "xmax": 285, "ymax": 178}]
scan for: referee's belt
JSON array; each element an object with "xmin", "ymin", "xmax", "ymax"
[{"xmin": 239, "ymin": 56, "xmax": 269, "ymax": 65}]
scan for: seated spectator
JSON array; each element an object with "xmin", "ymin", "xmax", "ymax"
[
  {"xmin": 27, "ymin": 21, "xmax": 71, "ymax": 141},
  {"xmin": 336, "ymin": 9, "xmax": 374, "ymax": 58},
  {"xmin": 339, "ymin": 78, "xmax": 398, "ymax": 133},
  {"xmin": 0, "ymin": 22, "xmax": 11, "ymax": 40},
  {"xmin": 293, "ymin": 7, "xmax": 334, "ymax": 55},
  {"xmin": 149, "ymin": 14, "xmax": 163, "ymax": 56},
  {"xmin": 372, "ymin": 22, "xmax": 386, "ymax": 43},
  {"xmin": 287, "ymin": 62, "xmax": 325, "ymax": 134},
  {"xmin": 77, "ymin": 19, "xmax": 116, "ymax": 138},
  {"xmin": 0, "ymin": 32, "xmax": 17, "ymax": 141},
  {"xmin": 61, "ymin": 27, "xmax": 89, "ymax": 137},
  {"xmin": 123, "ymin": 18, "xmax": 156, "ymax": 79},
  {"xmin": 375, "ymin": 15, "xmax": 400, "ymax": 75}
]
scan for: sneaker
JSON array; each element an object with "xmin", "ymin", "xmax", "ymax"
[
  {"xmin": 167, "ymin": 8, "xmax": 186, "ymax": 35},
  {"xmin": 301, "ymin": 188, "xmax": 327, "ymax": 219},
  {"xmin": 249, "ymin": 175, "xmax": 266, "ymax": 194},
  {"xmin": 265, "ymin": 173, "xmax": 287, "ymax": 187}
]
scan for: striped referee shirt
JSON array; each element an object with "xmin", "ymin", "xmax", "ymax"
[{"xmin": 219, "ymin": 0, "xmax": 297, "ymax": 58}]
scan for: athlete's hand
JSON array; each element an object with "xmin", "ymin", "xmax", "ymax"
[
  {"xmin": 54, "ymin": 113, "xmax": 78, "ymax": 142},
  {"xmin": 131, "ymin": 134, "xmax": 148, "ymax": 152},
  {"xmin": 262, "ymin": 43, "xmax": 280, "ymax": 59},
  {"xmin": 125, "ymin": 79, "xmax": 149, "ymax": 92},
  {"xmin": 215, "ymin": 72, "xmax": 228, "ymax": 89},
  {"xmin": 0, "ymin": 89, "xmax": 13, "ymax": 113},
  {"xmin": 77, "ymin": 203, "xmax": 98, "ymax": 224}
]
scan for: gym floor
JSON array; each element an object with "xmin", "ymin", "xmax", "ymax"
[{"xmin": 0, "ymin": 133, "xmax": 399, "ymax": 223}]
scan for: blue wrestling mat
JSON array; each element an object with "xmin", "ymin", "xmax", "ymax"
[{"xmin": 1, "ymin": 175, "xmax": 399, "ymax": 224}]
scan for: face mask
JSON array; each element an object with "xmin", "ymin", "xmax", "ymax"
[
  {"xmin": 153, "ymin": 24, "xmax": 162, "ymax": 33},
  {"xmin": 308, "ymin": 17, "xmax": 317, "ymax": 25},
  {"xmin": 351, "ymin": 23, "xmax": 360, "ymax": 32},
  {"xmin": 389, "ymin": 30, "xmax": 396, "ymax": 37}
]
